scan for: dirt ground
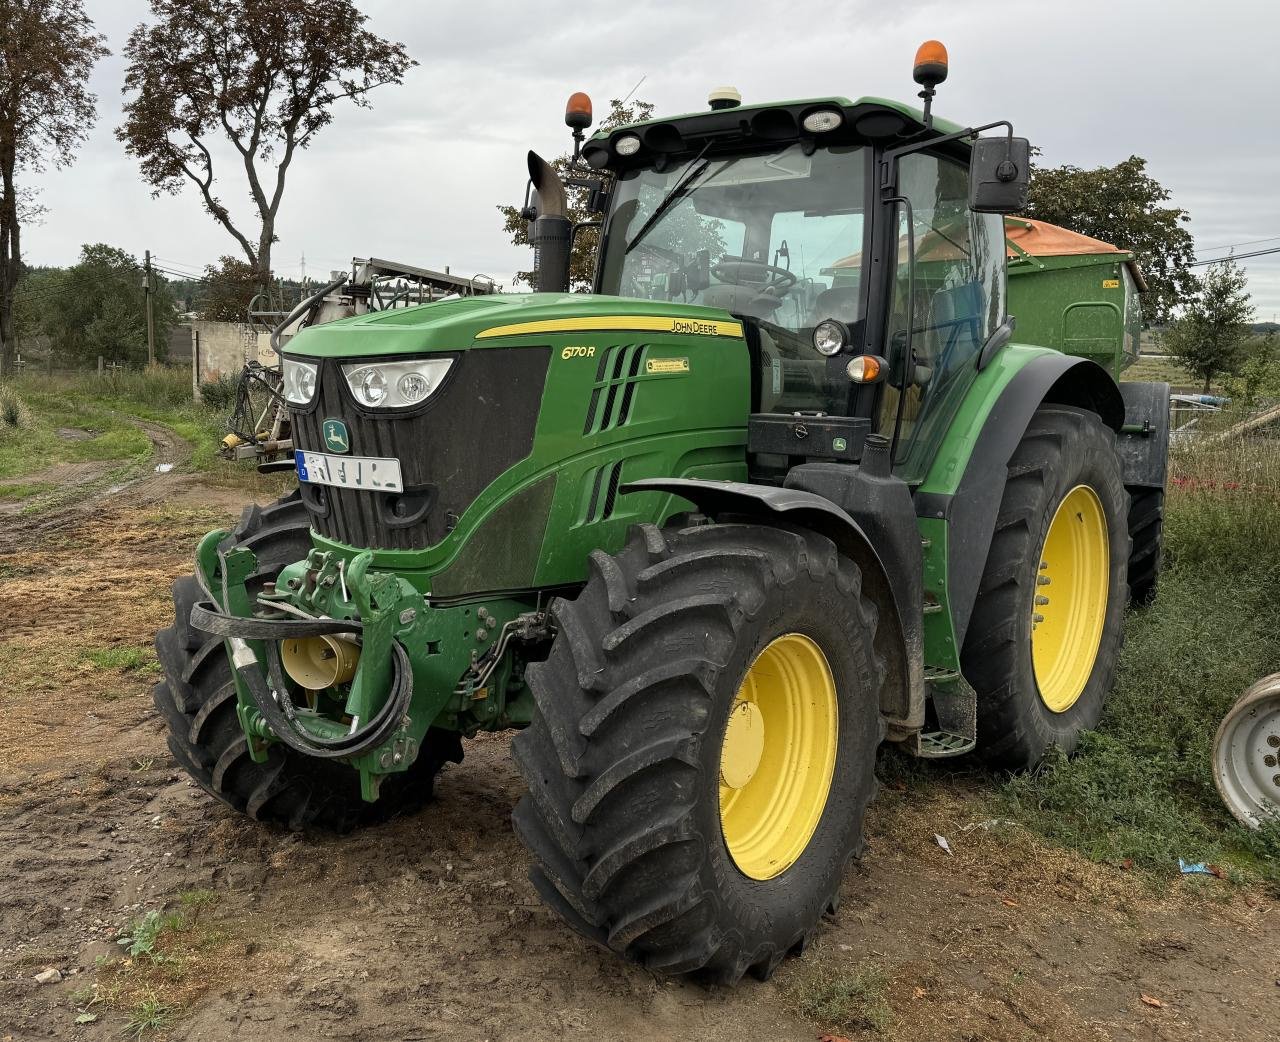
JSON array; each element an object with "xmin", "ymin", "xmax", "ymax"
[{"xmin": 1, "ymin": 457, "xmax": 1276, "ymax": 1042}]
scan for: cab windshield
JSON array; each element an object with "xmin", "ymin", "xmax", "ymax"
[{"xmin": 599, "ymin": 143, "xmax": 869, "ymax": 342}]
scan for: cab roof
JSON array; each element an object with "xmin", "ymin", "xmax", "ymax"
[{"xmin": 581, "ymin": 96, "xmax": 968, "ymax": 173}]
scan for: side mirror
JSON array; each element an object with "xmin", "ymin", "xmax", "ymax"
[{"xmin": 969, "ymin": 136, "xmax": 1031, "ymax": 214}]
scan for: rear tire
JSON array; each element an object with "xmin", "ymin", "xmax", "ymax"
[
  {"xmin": 153, "ymin": 492, "xmax": 461, "ymax": 831},
  {"xmin": 962, "ymin": 406, "xmax": 1129, "ymax": 770},
  {"xmin": 512, "ymin": 521, "xmax": 884, "ymax": 983},
  {"xmin": 1126, "ymin": 486, "xmax": 1164, "ymax": 606}
]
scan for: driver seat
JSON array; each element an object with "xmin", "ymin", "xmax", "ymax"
[
  {"xmin": 701, "ymin": 283, "xmax": 785, "ymax": 320},
  {"xmin": 812, "ymin": 285, "xmax": 860, "ymax": 325}
]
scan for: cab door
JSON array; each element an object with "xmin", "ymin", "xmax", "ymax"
[{"xmin": 878, "ymin": 150, "xmax": 1008, "ymax": 481}]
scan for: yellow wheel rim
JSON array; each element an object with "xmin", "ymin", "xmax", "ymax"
[
  {"xmin": 719, "ymin": 633, "xmax": 838, "ymax": 880},
  {"xmin": 1031, "ymin": 484, "xmax": 1109, "ymax": 713}
]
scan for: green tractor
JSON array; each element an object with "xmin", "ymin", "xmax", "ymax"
[{"xmin": 155, "ymin": 42, "xmax": 1168, "ymax": 982}]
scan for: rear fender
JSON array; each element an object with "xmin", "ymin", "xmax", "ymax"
[
  {"xmin": 622, "ymin": 477, "xmax": 922, "ymax": 731},
  {"xmin": 922, "ymin": 354, "xmax": 1125, "ymax": 650}
]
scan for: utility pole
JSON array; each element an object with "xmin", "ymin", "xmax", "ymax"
[{"xmin": 144, "ymin": 249, "xmax": 156, "ymax": 367}]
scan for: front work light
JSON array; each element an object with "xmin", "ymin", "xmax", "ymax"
[
  {"xmin": 801, "ymin": 108, "xmax": 844, "ymax": 134},
  {"xmin": 282, "ymin": 358, "xmax": 318, "ymax": 405},
  {"xmin": 341, "ymin": 358, "xmax": 454, "ymax": 409},
  {"xmin": 615, "ymin": 134, "xmax": 641, "ymax": 156},
  {"xmin": 813, "ymin": 319, "xmax": 849, "ymax": 356}
]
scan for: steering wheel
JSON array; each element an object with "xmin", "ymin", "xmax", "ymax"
[{"xmin": 711, "ymin": 257, "xmax": 798, "ymax": 296}]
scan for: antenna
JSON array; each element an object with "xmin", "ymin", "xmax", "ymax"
[{"xmin": 619, "ymin": 74, "xmax": 647, "ymax": 108}]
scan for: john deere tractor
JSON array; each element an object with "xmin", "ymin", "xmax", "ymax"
[{"xmin": 155, "ymin": 43, "xmax": 1168, "ymax": 982}]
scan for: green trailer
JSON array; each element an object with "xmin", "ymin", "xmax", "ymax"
[{"xmin": 153, "ymin": 43, "xmax": 1169, "ymax": 982}]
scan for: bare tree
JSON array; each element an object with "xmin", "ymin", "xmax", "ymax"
[
  {"xmin": 0, "ymin": 0, "xmax": 108, "ymax": 376},
  {"xmin": 118, "ymin": 0, "xmax": 414, "ymax": 302}
]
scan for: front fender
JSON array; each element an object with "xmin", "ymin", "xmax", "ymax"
[{"xmin": 623, "ymin": 477, "xmax": 922, "ymax": 733}]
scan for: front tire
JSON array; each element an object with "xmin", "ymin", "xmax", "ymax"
[
  {"xmin": 962, "ymin": 406, "xmax": 1129, "ymax": 769},
  {"xmin": 153, "ymin": 492, "xmax": 461, "ymax": 831},
  {"xmin": 512, "ymin": 521, "xmax": 884, "ymax": 983}
]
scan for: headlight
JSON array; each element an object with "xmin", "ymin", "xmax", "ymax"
[
  {"xmin": 282, "ymin": 358, "xmax": 318, "ymax": 405},
  {"xmin": 813, "ymin": 319, "xmax": 849, "ymax": 356},
  {"xmin": 341, "ymin": 358, "xmax": 454, "ymax": 409}
]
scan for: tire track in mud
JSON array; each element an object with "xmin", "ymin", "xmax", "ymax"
[{"xmin": 0, "ymin": 416, "xmax": 192, "ymax": 553}]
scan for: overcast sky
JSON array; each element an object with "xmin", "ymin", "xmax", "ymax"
[{"xmin": 23, "ymin": 0, "xmax": 1280, "ymax": 318}]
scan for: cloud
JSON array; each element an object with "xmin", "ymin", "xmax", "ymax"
[{"xmin": 20, "ymin": 0, "xmax": 1280, "ymax": 314}]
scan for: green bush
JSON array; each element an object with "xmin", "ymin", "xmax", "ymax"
[
  {"xmin": 198, "ymin": 374, "xmax": 240, "ymax": 412},
  {"xmin": 0, "ymin": 385, "xmax": 28, "ymax": 431}
]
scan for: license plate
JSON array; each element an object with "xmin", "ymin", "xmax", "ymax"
[{"xmin": 295, "ymin": 450, "xmax": 404, "ymax": 493}]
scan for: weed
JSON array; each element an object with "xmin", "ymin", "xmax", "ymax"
[
  {"xmin": 787, "ymin": 959, "xmax": 892, "ymax": 1034},
  {"xmin": 178, "ymin": 889, "xmax": 218, "ymax": 923},
  {"xmin": 131, "ymin": 756, "xmax": 156, "ymax": 772},
  {"xmin": 126, "ymin": 998, "xmax": 174, "ymax": 1039},
  {"xmin": 0, "ymin": 385, "xmax": 28, "ymax": 429},
  {"xmin": 117, "ymin": 910, "xmax": 185, "ymax": 961}
]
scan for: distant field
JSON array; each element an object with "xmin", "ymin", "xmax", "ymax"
[{"xmin": 1123, "ymin": 353, "xmax": 1212, "ymax": 392}]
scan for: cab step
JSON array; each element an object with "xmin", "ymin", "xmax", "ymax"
[
  {"xmin": 912, "ymin": 668, "xmax": 977, "ymax": 758},
  {"xmin": 916, "ymin": 730, "xmax": 976, "ymax": 758}
]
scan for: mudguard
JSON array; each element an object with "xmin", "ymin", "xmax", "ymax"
[
  {"xmin": 916, "ymin": 354, "xmax": 1125, "ymax": 651},
  {"xmin": 622, "ymin": 477, "xmax": 923, "ymax": 732},
  {"xmin": 1117, "ymin": 380, "xmax": 1170, "ymax": 490}
]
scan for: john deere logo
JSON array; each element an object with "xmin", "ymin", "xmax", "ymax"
[{"xmin": 322, "ymin": 418, "xmax": 350, "ymax": 454}]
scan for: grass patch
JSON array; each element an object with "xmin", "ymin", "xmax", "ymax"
[
  {"xmin": 89, "ymin": 891, "xmax": 288, "ymax": 1038},
  {"xmin": 1000, "ymin": 432, "xmax": 1280, "ymax": 883},
  {"xmin": 125, "ymin": 999, "xmax": 176, "ymax": 1039},
  {"xmin": 84, "ymin": 645, "xmax": 162, "ymax": 675},
  {"xmin": 0, "ymin": 368, "xmax": 283, "ymax": 496},
  {"xmin": 0, "ymin": 480, "xmax": 53, "ymax": 499},
  {"xmin": 787, "ymin": 958, "xmax": 892, "ymax": 1034}
]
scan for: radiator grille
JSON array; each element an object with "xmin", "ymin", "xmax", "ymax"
[{"xmin": 290, "ymin": 347, "xmax": 550, "ymax": 550}]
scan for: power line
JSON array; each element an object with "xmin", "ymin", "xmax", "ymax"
[
  {"xmin": 1190, "ymin": 246, "xmax": 1280, "ymax": 267},
  {"xmin": 1195, "ymin": 234, "xmax": 1280, "ymax": 253}
]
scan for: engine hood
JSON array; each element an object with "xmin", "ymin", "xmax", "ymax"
[{"xmin": 283, "ymin": 293, "xmax": 745, "ymax": 359}]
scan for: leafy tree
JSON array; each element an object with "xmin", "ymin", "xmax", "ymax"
[
  {"xmin": 36, "ymin": 244, "xmax": 177, "ymax": 365},
  {"xmin": 1224, "ymin": 331, "xmax": 1279, "ymax": 408},
  {"xmin": 118, "ymin": 0, "xmax": 413, "ymax": 299},
  {"xmin": 0, "ymin": 0, "xmax": 109, "ymax": 375},
  {"xmin": 499, "ymin": 98, "xmax": 655, "ymax": 291},
  {"xmin": 1025, "ymin": 155, "xmax": 1196, "ymax": 326},
  {"xmin": 197, "ymin": 256, "xmax": 260, "ymax": 321},
  {"xmin": 1162, "ymin": 257, "xmax": 1254, "ymax": 393}
]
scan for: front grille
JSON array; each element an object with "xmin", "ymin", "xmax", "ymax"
[{"xmin": 291, "ymin": 347, "xmax": 550, "ymax": 550}]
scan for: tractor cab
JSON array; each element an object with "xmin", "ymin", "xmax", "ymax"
[{"xmin": 563, "ymin": 80, "xmax": 1028, "ymax": 482}]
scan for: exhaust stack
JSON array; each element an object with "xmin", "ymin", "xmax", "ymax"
[{"xmin": 527, "ymin": 150, "xmax": 572, "ymax": 293}]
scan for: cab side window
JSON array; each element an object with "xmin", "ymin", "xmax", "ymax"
[{"xmin": 881, "ymin": 151, "xmax": 1007, "ymax": 480}]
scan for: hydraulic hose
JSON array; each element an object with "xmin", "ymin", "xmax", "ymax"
[{"xmin": 190, "ymin": 601, "xmax": 413, "ymax": 759}]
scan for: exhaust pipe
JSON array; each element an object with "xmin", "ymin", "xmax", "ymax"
[{"xmin": 527, "ymin": 150, "xmax": 571, "ymax": 293}]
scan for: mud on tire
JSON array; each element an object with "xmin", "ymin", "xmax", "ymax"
[
  {"xmin": 512, "ymin": 520, "xmax": 884, "ymax": 983},
  {"xmin": 153, "ymin": 491, "xmax": 460, "ymax": 831}
]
